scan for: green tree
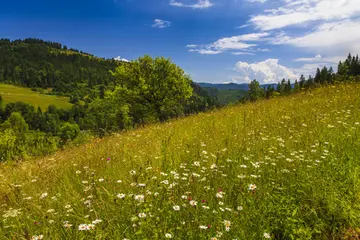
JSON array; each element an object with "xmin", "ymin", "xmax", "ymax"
[
  {"xmin": 248, "ymin": 80, "xmax": 265, "ymax": 102},
  {"xmin": 1, "ymin": 112, "xmax": 28, "ymax": 133},
  {"xmin": 59, "ymin": 122, "xmax": 80, "ymax": 142},
  {"xmin": 111, "ymin": 55, "xmax": 193, "ymax": 121}
]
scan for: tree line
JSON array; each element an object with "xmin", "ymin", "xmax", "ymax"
[{"xmin": 246, "ymin": 54, "xmax": 359, "ymax": 102}]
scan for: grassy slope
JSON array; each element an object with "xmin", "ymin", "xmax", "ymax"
[
  {"xmin": 0, "ymin": 84, "xmax": 73, "ymax": 110},
  {"xmin": 1, "ymin": 83, "xmax": 360, "ymax": 239}
]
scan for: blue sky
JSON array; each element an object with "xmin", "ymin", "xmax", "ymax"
[{"xmin": 1, "ymin": 0, "xmax": 360, "ymax": 83}]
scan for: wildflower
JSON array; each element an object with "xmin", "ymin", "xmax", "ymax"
[
  {"xmin": 223, "ymin": 220, "xmax": 231, "ymax": 229},
  {"xmin": 181, "ymin": 195, "xmax": 188, "ymax": 199},
  {"xmin": 138, "ymin": 183, "xmax": 146, "ymax": 187},
  {"xmin": 84, "ymin": 200, "xmax": 91, "ymax": 206},
  {"xmin": 193, "ymin": 161, "xmax": 200, "ymax": 167},
  {"xmin": 237, "ymin": 206, "xmax": 243, "ymax": 211},
  {"xmin": 117, "ymin": 180, "xmax": 122, "ymax": 183},
  {"xmin": 98, "ymin": 178, "xmax": 104, "ymax": 182},
  {"xmin": 2, "ymin": 209, "xmax": 21, "ymax": 218},
  {"xmin": 199, "ymin": 225, "xmax": 208, "ymax": 229},
  {"xmin": 173, "ymin": 205, "xmax": 180, "ymax": 211},
  {"xmin": 64, "ymin": 223, "xmax": 72, "ymax": 228},
  {"xmin": 40, "ymin": 193, "xmax": 48, "ymax": 199},
  {"xmin": 161, "ymin": 180, "xmax": 169, "ymax": 185},
  {"xmin": 138, "ymin": 213, "xmax": 146, "ymax": 218},
  {"xmin": 248, "ymin": 184, "xmax": 257, "ymax": 191},
  {"xmin": 78, "ymin": 224, "xmax": 94, "ymax": 231},
  {"xmin": 129, "ymin": 170, "xmax": 136, "ymax": 175},
  {"xmin": 76, "ymin": 170, "xmax": 81, "ymax": 174},
  {"xmin": 65, "ymin": 205, "xmax": 71, "ymax": 209},
  {"xmin": 47, "ymin": 209, "xmax": 55, "ymax": 213},
  {"xmin": 134, "ymin": 195, "xmax": 144, "ymax": 202},
  {"xmin": 31, "ymin": 235, "xmax": 43, "ymax": 240},
  {"xmin": 263, "ymin": 233, "xmax": 271, "ymax": 238},
  {"xmin": 165, "ymin": 233, "xmax": 173, "ymax": 238},
  {"xmin": 92, "ymin": 219, "xmax": 102, "ymax": 224},
  {"xmin": 216, "ymin": 192, "xmax": 223, "ymax": 198},
  {"xmin": 117, "ymin": 193, "xmax": 126, "ymax": 199},
  {"xmin": 218, "ymin": 201, "xmax": 224, "ymax": 206},
  {"xmin": 189, "ymin": 200, "xmax": 197, "ymax": 206}
]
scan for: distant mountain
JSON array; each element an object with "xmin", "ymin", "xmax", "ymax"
[
  {"xmin": 197, "ymin": 82, "xmax": 278, "ymax": 91},
  {"xmin": 197, "ymin": 82, "xmax": 249, "ymax": 91}
]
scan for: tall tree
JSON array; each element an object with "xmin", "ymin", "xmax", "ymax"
[{"xmin": 248, "ymin": 80, "xmax": 264, "ymax": 101}]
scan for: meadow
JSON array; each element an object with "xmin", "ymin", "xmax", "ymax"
[
  {"xmin": 1, "ymin": 83, "xmax": 360, "ymax": 239},
  {"xmin": 0, "ymin": 84, "xmax": 73, "ymax": 110}
]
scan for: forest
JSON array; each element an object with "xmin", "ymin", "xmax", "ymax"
[{"xmin": 0, "ymin": 38, "xmax": 360, "ymax": 161}]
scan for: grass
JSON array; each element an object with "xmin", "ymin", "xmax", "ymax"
[
  {"xmin": 0, "ymin": 84, "xmax": 73, "ymax": 110},
  {"xmin": 1, "ymin": 83, "xmax": 360, "ymax": 239}
]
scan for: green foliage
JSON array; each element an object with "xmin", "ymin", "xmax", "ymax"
[
  {"xmin": 111, "ymin": 55, "xmax": 193, "ymax": 121},
  {"xmin": 0, "ymin": 38, "xmax": 118, "ymax": 99},
  {"xmin": 59, "ymin": 122, "xmax": 80, "ymax": 142},
  {"xmin": 248, "ymin": 79, "xmax": 265, "ymax": 101},
  {"xmin": 84, "ymin": 98, "xmax": 132, "ymax": 136},
  {"xmin": 1, "ymin": 112, "xmax": 28, "ymax": 133},
  {"xmin": 0, "ymin": 113, "xmax": 58, "ymax": 161}
]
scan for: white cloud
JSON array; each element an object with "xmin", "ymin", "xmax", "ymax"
[
  {"xmin": 114, "ymin": 56, "xmax": 129, "ymax": 62},
  {"xmin": 169, "ymin": 0, "xmax": 214, "ymax": 9},
  {"xmin": 291, "ymin": 62, "xmax": 337, "ymax": 78},
  {"xmin": 233, "ymin": 59, "xmax": 297, "ymax": 84},
  {"xmin": 188, "ymin": 49, "xmax": 223, "ymax": 54},
  {"xmin": 294, "ymin": 54, "xmax": 343, "ymax": 64},
  {"xmin": 152, "ymin": 19, "xmax": 172, "ymax": 28},
  {"xmin": 250, "ymin": 0, "xmax": 360, "ymax": 30},
  {"xmin": 187, "ymin": 32, "xmax": 269, "ymax": 55},
  {"xmin": 232, "ymin": 52, "xmax": 255, "ymax": 55},
  {"xmin": 272, "ymin": 19, "xmax": 360, "ymax": 54}
]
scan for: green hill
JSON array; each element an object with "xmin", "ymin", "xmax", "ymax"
[
  {"xmin": 0, "ymin": 38, "xmax": 119, "ymax": 100},
  {"xmin": 1, "ymin": 83, "xmax": 360, "ymax": 239},
  {"xmin": 0, "ymin": 84, "xmax": 73, "ymax": 110}
]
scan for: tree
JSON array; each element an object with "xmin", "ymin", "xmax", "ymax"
[
  {"xmin": 111, "ymin": 55, "xmax": 193, "ymax": 121},
  {"xmin": 59, "ymin": 122, "xmax": 80, "ymax": 142},
  {"xmin": 0, "ymin": 94, "xmax": 3, "ymax": 109},
  {"xmin": 1, "ymin": 112, "xmax": 28, "ymax": 133},
  {"xmin": 248, "ymin": 80, "xmax": 264, "ymax": 102},
  {"xmin": 299, "ymin": 75, "xmax": 306, "ymax": 89},
  {"xmin": 293, "ymin": 80, "xmax": 300, "ymax": 92}
]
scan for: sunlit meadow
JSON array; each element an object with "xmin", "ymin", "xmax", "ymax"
[{"xmin": 1, "ymin": 83, "xmax": 360, "ymax": 239}]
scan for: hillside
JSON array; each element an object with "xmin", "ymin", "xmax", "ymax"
[
  {"xmin": 1, "ymin": 83, "xmax": 360, "ymax": 239},
  {"xmin": 0, "ymin": 38, "xmax": 119, "ymax": 100},
  {"xmin": 0, "ymin": 84, "xmax": 73, "ymax": 110}
]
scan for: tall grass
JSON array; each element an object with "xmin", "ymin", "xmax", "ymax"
[{"xmin": 1, "ymin": 83, "xmax": 360, "ymax": 239}]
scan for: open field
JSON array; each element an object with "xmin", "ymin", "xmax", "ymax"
[
  {"xmin": 0, "ymin": 84, "xmax": 73, "ymax": 110},
  {"xmin": 1, "ymin": 83, "xmax": 360, "ymax": 239}
]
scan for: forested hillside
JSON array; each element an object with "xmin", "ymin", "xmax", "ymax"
[
  {"xmin": 0, "ymin": 38, "xmax": 120, "ymax": 100},
  {"xmin": 0, "ymin": 39, "xmax": 219, "ymax": 161}
]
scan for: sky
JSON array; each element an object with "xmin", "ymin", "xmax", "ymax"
[{"xmin": 1, "ymin": 0, "xmax": 359, "ymax": 84}]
